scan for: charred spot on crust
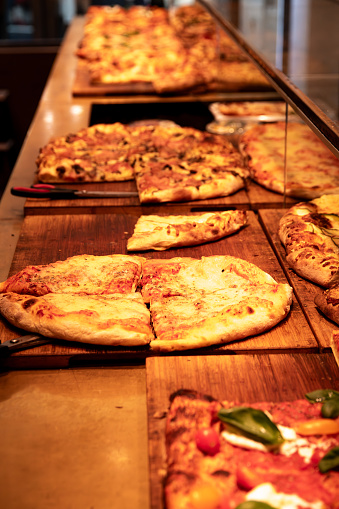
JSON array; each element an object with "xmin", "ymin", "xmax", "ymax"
[
  {"xmin": 211, "ymin": 470, "xmax": 231, "ymax": 478},
  {"xmin": 56, "ymin": 166, "xmax": 66, "ymax": 175},
  {"xmin": 169, "ymin": 389, "xmax": 218, "ymax": 403},
  {"xmin": 22, "ymin": 298, "xmax": 38, "ymax": 309}
]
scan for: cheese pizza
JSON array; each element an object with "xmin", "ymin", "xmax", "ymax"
[
  {"xmin": 279, "ymin": 194, "xmax": 339, "ymax": 287},
  {"xmin": 127, "ymin": 210, "xmax": 248, "ymax": 251},
  {"xmin": 239, "ymin": 122, "xmax": 339, "ymax": 199},
  {"xmin": 165, "ymin": 389, "xmax": 339, "ymax": 509},
  {"xmin": 0, "ymin": 254, "xmax": 292, "ymax": 351},
  {"xmin": 0, "ymin": 292, "xmax": 153, "ymax": 346},
  {"xmin": 0, "ymin": 254, "xmax": 144, "ymax": 296}
]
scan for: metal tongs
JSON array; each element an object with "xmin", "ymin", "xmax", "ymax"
[
  {"xmin": 11, "ymin": 184, "xmax": 139, "ymax": 199},
  {"xmin": 0, "ymin": 334, "xmax": 51, "ymax": 356}
]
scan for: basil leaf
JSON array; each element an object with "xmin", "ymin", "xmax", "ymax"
[
  {"xmin": 218, "ymin": 407, "xmax": 284, "ymax": 446},
  {"xmin": 321, "ymin": 398, "xmax": 339, "ymax": 419},
  {"xmin": 305, "ymin": 389, "xmax": 339, "ymax": 403},
  {"xmin": 235, "ymin": 502, "xmax": 277, "ymax": 509},
  {"xmin": 319, "ymin": 446, "xmax": 339, "ymax": 473}
]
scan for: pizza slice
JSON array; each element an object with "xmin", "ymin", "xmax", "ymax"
[
  {"xmin": 165, "ymin": 389, "xmax": 339, "ymax": 509},
  {"xmin": 141, "ymin": 255, "xmax": 282, "ymax": 303},
  {"xmin": 0, "ymin": 254, "xmax": 145, "ymax": 296},
  {"xmin": 0, "ymin": 292, "xmax": 153, "ymax": 346},
  {"xmin": 279, "ymin": 194, "xmax": 339, "ymax": 287},
  {"xmin": 133, "ymin": 150, "xmax": 248, "ymax": 203},
  {"xmin": 36, "ymin": 123, "xmax": 136, "ymax": 183},
  {"xmin": 149, "ymin": 283, "xmax": 292, "ymax": 351},
  {"xmin": 127, "ymin": 210, "xmax": 248, "ymax": 251},
  {"xmin": 239, "ymin": 122, "xmax": 339, "ymax": 199}
]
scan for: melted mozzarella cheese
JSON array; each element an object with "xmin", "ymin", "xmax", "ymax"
[
  {"xmin": 246, "ymin": 482, "xmax": 324, "ymax": 509},
  {"xmin": 221, "ymin": 424, "xmax": 316, "ymax": 463}
]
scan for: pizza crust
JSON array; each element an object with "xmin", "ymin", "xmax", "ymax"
[
  {"xmin": 0, "ymin": 292, "xmax": 154, "ymax": 346},
  {"xmin": 127, "ymin": 210, "xmax": 248, "ymax": 251},
  {"xmin": 315, "ymin": 282, "xmax": 339, "ymax": 325},
  {"xmin": 279, "ymin": 195, "xmax": 339, "ymax": 287}
]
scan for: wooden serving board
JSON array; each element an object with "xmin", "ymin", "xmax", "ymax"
[
  {"xmin": 0, "ymin": 211, "xmax": 318, "ymax": 368},
  {"xmin": 22, "ymin": 182, "xmax": 297, "ymax": 217},
  {"xmin": 146, "ymin": 352, "xmax": 339, "ymax": 509},
  {"xmin": 259, "ymin": 208, "xmax": 338, "ymax": 351}
]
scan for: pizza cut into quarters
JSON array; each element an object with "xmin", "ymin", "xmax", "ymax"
[
  {"xmin": 0, "ymin": 292, "xmax": 154, "ymax": 346},
  {"xmin": 127, "ymin": 210, "xmax": 248, "ymax": 251},
  {"xmin": 0, "ymin": 254, "xmax": 292, "ymax": 351},
  {"xmin": 239, "ymin": 122, "xmax": 339, "ymax": 199},
  {"xmin": 164, "ymin": 389, "xmax": 339, "ymax": 509},
  {"xmin": 279, "ymin": 194, "xmax": 339, "ymax": 287}
]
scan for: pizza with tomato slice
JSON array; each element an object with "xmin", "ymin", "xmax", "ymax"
[{"xmin": 165, "ymin": 389, "xmax": 339, "ymax": 509}]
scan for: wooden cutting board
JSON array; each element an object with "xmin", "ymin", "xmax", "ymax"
[
  {"xmin": 259, "ymin": 208, "xmax": 338, "ymax": 350},
  {"xmin": 0, "ymin": 211, "xmax": 318, "ymax": 368},
  {"xmin": 146, "ymin": 352, "xmax": 339, "ymax": 509},
  {"xmin": 22, "ymin": 182, "xmax": 297, "ymax": 217}
]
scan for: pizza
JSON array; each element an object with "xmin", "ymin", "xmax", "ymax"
[
  {"xmin": 127, "ymin": 210, "xmax": 248, "ymax": 251},
  {"xmin": 0, "ymin": 254, "xmax": 144, "ymax": 296},
  {"xmin": 210, "ymin": 101, "xmax": 294, "ymax": 122},
  {"xmin": 36, "ymin": 122, "xmax": 249, "ymax": 203},
  {"xmin": 0, "ymin": 292, "xmax": 153, "ymax": 346},
  {"xmin": 315, "ymin": 283, "xmax": 339, "ymax": 325},
  {"xmin": 239, "ymin": 122, "xmax": 339, "ymax": 199},
  {"xmin": 141, "ymin": 255, "xmax": 292, "ymax": 351},
  {"xmin": 0, "ymin": 254, "xmax": 292, "ymax": 351},
  {"xmin": 331, "ymin": 330, "xmax": 339, "ymax": 366},
  {"xmin": 76, "ymin": 4, "xmax": 271, "ymax": 94},
  {"xmin": 279, "ymin": 194, "xmax": 339, "ymax": 287},
  {"xmin": 132, "ymin": 126, "xmax": 249, "ymax": 203},
  {"xmin": 164, "ymin": 389, "xmax": 339, "ymax": 509}
]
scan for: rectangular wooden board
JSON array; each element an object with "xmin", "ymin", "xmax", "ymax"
[
  {"xmin": 0, "ymin": 210, "xmax": 317, "ymax": 368},
  {"xmin": 146, "ymin": 352, "xmax": 339, "ymax": 509},
  {"xmin": 259, "ymin": 208, "xmax": 338, "ymax": 351},
  {"xmin": 22, "ymin": 182, "xmax": 297, "ymax": 217}
]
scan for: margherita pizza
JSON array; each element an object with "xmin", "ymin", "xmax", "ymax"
[
  {"xmin": 239, "ymin": 122, "xmax": 339, "ymax": 199},
  {"xmin": 0, "ymin": 254, "xmax": 292, "ymax": 351},
  {"xmin": 279, "ymin": 194, "xmax": 339, "ymax": 287},
  {"xmin": 165, "ymin": 389, "xmax": 339, "ymax": 509},
  {"xmin": 36, "ymin": 122, "xmax": 249, "ymax": 203},
  {"xmin": 127, "ymin": 210, "xmax": 248, "ymax": 251}
]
